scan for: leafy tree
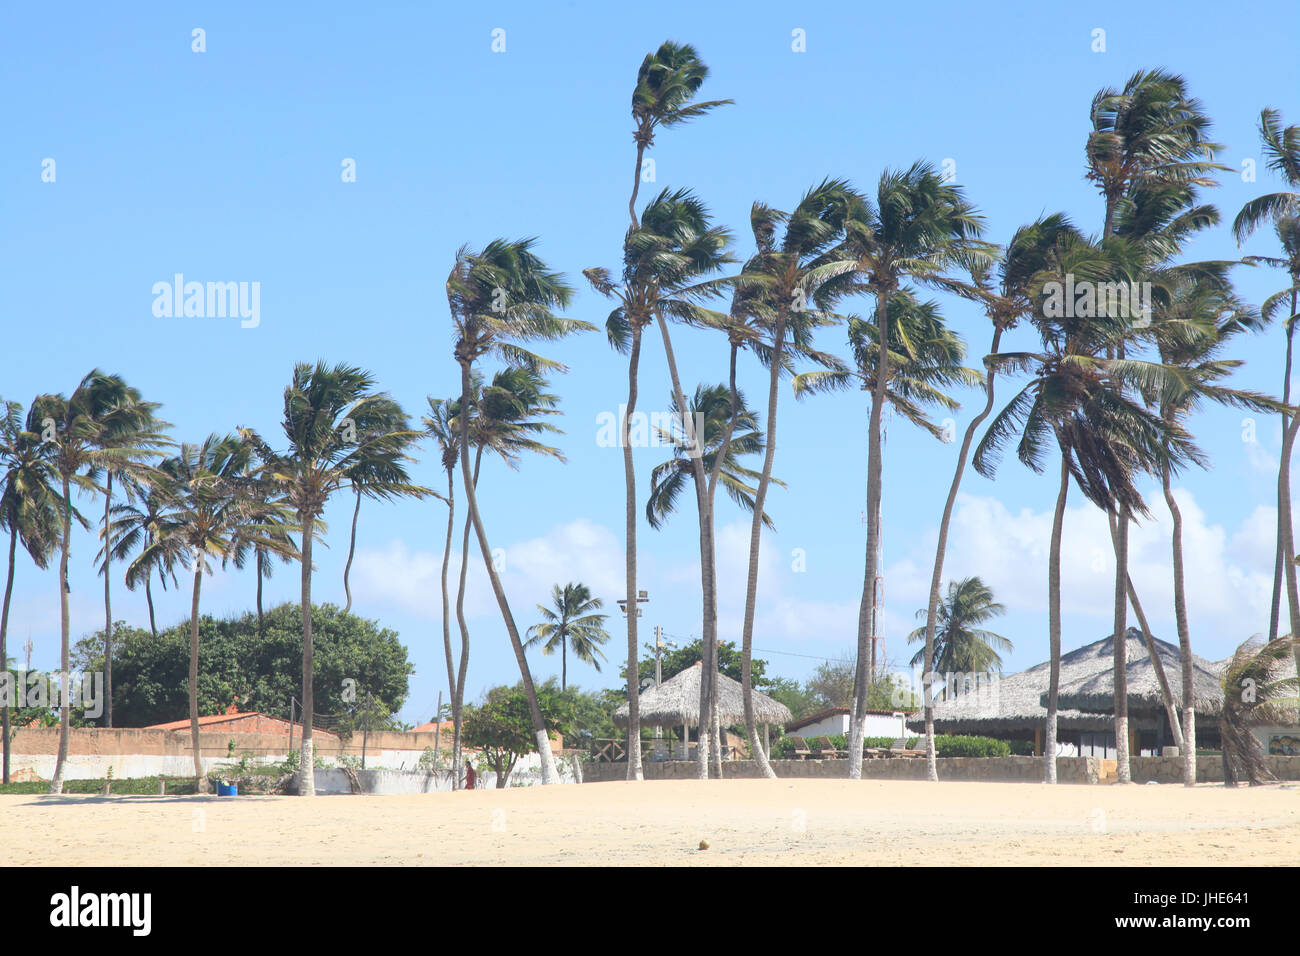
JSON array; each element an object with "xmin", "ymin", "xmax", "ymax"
[
  {"xmin": 462, "ymin": 679, "xmax": 578, "ymax": 788},
  {"xmin": 629, "ymin": 638, "xmax": 772, "ymax": 688},
  {"xmin": 73, "ymin": 603, "xmax": 413, "ymax": 729}
]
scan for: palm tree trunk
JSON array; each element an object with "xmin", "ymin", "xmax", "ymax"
[
  {"xmin": 1112, "ymin": 505, "xmax": 1132, "ymax": 783},
  {"xmin": 1045, "ymin": 452, "xmax": 1069, "ymax": 784},
  {"xmin": 1, "ymin": 521, "xmax": 16, "ymax": 784},
  {"xmin": 622, "ymin": 325, "xmax": 645, "ymax": 781},
  {"xmin": 1269, "ymin": 318, "xmax": 1294, "ymax": 641},
  {"xmin": 1162, "ymin": 460, "xmax": 1196, "ymax": 785},
  {"xmin": 188, "ymin": 563, "xmax": 205, "ymax": 788},
  {"xmin": 851, "ymin": 287, "xmax": 891, "ymax": 779},
  {"xmin": 740, "ymin": 321, "xmax": 785, "ymax": 780},
  {"xmin": 255, "ymin": 551, "xmax": 264, "ymax": 637},
  {"xmin": 1279, "ymin": 410, "xmax": 1300, "ymax": 692},
  {"xmin": 103, "ymin": 472, "xmax": 113, "ymax": 727},
  {"xmin": 298, "ymin": 511, "xmax": 317, "ymax": 796},
  {"xmin": 50, "ymin": 475, "xmax": 72, "ymax": 795},
  {"xmin": 629, "ymin": 142, "xmax": 646, "ymax": 227},
  {"xmin": 147, "ymin": 572, "xmax": 158, "ymax": 639},
  {"xmin": 344, "ymin": 483, "xmax": 360, "ymax": 613},
  {"xmin": 439, "ymin": 468, "xmax": 458, "ymax": 789},
  {"xmin": 457, "ymin": 359, "xmax": 558, "ymax": 784},
  {"xmin": 652, "ymin": 313, "xmax": 715, "ymax": 780},
  {"xmin": 920, "ymin": 326, "xmax": 1005, "ymax": 782},
  {"xmin": 561, "ymin": 637, "xmax": 567, "ymax": 693},
  {"xmin": 453, "ymin": 453, "xmax": 481, "ymax": 791},
  {"xmin": 1123, "ymin": 573, "xmax": 1183, "ymax": 751}
]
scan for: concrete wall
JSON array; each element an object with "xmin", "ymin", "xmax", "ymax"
[
  {"xmin": 308, "ymin": 755, "xmax": 582, "ymax": 794},
  {"xmin": 582, "ymin": 756, "xmax": 1100, "ymax": 784},
  {"xmin": 1130, "ymin": 754, "xmax": 1300, "ymax": 784}
]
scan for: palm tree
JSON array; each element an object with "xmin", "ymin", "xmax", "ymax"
[
  {"xmin": 614, "ymin": 41, "xmax": 729, "ymax": 779},
  {"xmin": 906, "ymin": 577, "xmax": 1012, "ymax": 683},
  {"xmin": 29, "ymin": 371, "xmax": 163, "ymax": 793},
  {"xmin": 225, "ymin": 469, "xmax": 298, "ymax": 637},
  {"xmin": 101, "ymin": 472, "xmax": 183, "ymax": 639},
  {"xmin": 1147, "ymin": 276, "xmax": 1278, "ymax": 785},
  {"xmin": 91, "ymin": 388, "xmax": 167, "ymax": 727},
  {"xmin": 0, "ymin": 399, "xmax": 63, "ymax": 784},
  {"xmin": 907, "ymin": 214, "xmax": 1081, "ymax": 780},
  {"xmin": 447, "ymin": 239, "xmax": 589, "ymax": 786},
  {"xmin": 1219, "ymin": 636, "xmax": 1299, "ymax": 786},
  {"xmin": 1233, "ymin": 108, "xmax": 1300, "ymax": 645},
  {"xmin": 827, "ymin": 163, "xmax": 989, "ymax": 779},
  {"xmin": 525, "ymin": 583, "xmax": 611, "ymax": 691},
  {"xmin": 974, "ymin": 234, "xmax": 1202, "ymax": 783},
  {"xmin": 1087, "ymin": 69, "xmax": 1226, "ymax": 784},
  {"xmin": 137, "ymin": 436, "xmax": 297, "ymax": 787},
  {"xmin": 587, "ymin": 188, "xmax": 736, "ymax": 780},
  {"xmin": 627, "ymin": 41, "xmax": 732, "ymax": 227},
  {"xmin": 241, "ymin": 361, "xmax": 431, "ymax": 796}
]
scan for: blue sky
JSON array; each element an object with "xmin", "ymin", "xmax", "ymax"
[{"xmin": 2, "ymin": 1, "xmax": 1297, "ymax": 724}]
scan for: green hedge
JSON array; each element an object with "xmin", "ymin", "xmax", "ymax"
[
  {"xmin": 771, "ymin": 733, "xmax": 1016, "ymax": 759},
  {"xmin": 0, "ymin": 776, "xmax": 200, "ymax": 795}
]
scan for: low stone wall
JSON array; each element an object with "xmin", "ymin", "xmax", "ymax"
[
  {"xmin": 1130, "ymin": 754, "xmax": 1300, "ymax": 784},
  {"xmin": 582, "ymin": 756, "xmax": 1100, "ymax": 784}
]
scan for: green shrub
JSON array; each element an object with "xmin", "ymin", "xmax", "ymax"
[
  {"xmin": 0, "ymin": 776, "xmax": 200, "ymax": 796},
  {"xmin": 933, "ymin": 735, "xmax": 1010, "ymax": 758}
]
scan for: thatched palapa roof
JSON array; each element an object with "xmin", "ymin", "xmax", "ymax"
[
  {"xmin": 613, "ymin": 661, "xmax": 794, "ymax": 728},
  {"xmin": 1048, "ymin": 628, "xmax": 1226, "ymax": 717},
  {"xmin": 906, "ymin": 632, "xmax": 1142, "ymax": 736}
]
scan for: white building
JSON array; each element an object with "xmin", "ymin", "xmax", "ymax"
[{"xmin": 784, "ymin": 707, "xmax": 916, "ymax": 741}]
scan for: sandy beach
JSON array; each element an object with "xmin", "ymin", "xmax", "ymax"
[{"xmin": 6, "ymin": 778, "xmax": 1300, "ymax": 866}]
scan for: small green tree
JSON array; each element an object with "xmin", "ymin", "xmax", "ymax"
[{"xmin": 462, "ymin": 679, "xmax": 577, "ymax": 788}]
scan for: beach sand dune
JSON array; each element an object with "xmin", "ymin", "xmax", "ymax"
[{"xmin": 5, "ymin": 778, "xmax": 1299, "ymax": 866}]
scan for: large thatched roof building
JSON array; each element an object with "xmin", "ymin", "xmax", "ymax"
[
  {"xmin": 1051, "ymin": 630, "xmax": 1225, "ymax": 717},
  {"xmin": 613, "ymin": 661, "xmax": 793, "ymax": 731},
  {"xmin": 905, "ymin": 628, "xmax": 1224, "ymax": 756}
]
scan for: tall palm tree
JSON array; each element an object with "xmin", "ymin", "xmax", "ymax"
[
  {"xmin": 908, "ymin": 214, "xmax": 1081, "ymax": 780},
  {"xmin": 524, "ymin": 583, "xmax": 611, "ymax": 691},
  {"xmin": 827, "ymin": 163, "xmax": 989, "ymax": 778},
  {"xmin": 1087, "ymin": 68, "xmax": 1226, "ymax": 784},
  {"xmin": 627, "ymin": 41, "xmax": 732, "ymax": 227},
  {"xmin": 1233, "ymin": 108, "xmax": 1300, "ymax": 645},
  {"xmin": 614, "ymin": 41, "xmax": 729, "ymax": 780},
  {"xmin": 225, "ymin": 469, "xmax": 298, "ymax": 638},
  {"xmin": 0, "ymin": 399, "xmax": 63, "ymax": 784},
  {"xmin": 1219, "ymin": 635, "xmax": 1299, "ymax": 786},
  {"xmin": 29, "ymin": 371, "xmax": 162, "ymax": 793},
  {"xmin": 448, "ymin": 239, "xmax": 589, "ymax": 786},
  {"xmin": 101, "ymin": 472, "xmax": 183, "ymax": 639},
  {"xmin": 137, "ymin": 436, "xmax": 297, "ymax": 787},
  {"xmin": 974, "ymin": 234, "xmax": 1202, "ymax": 783},
  {"xmin": 1147, "ymin": 276, "xmax": 1277, "ymax": 785},
  {"xmin": 91, "ymin": 388, "xmax": 167, "ymax": 727},
  {"xmin": 906, "ymin": 577, "xmax": 1012, "ymax": 681},
  {"xmin": 587, "ymin": 188, "xmax": 736, "ymax": 780},
  {"xmin": 241, "ymin": 361, "xmax": 431, "ymax": 796}
]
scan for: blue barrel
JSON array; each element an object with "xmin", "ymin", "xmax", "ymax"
[{"xmin": 217, "ymin": 781, "xmax": 238, "ymax": 796}]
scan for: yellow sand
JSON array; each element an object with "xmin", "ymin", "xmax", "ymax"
[{"xmin": 5, "ymin": 778, "xmax": 1299, "ymax": 866}]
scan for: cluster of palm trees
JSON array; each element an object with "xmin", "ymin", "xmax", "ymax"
[{"xmin": 4, "ymin": 45, "xmax": 1297, "ymax": 797}]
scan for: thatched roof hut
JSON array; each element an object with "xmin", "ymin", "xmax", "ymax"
[
  {"xmin": 1050, "ymin": 629, "xmax": 1226, "ymax": 716},
  {"xmin": 905, "ymin": 632, "xmax": 1136, "ymax": 738},
  {"xmin": 612, "ymin": 662, "xmax": 793, "ymax": 729}
]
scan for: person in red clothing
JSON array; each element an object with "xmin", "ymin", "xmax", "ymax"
[{"xmin": 464, "ymin": 762, "xmax": 476, "ymax": 790}]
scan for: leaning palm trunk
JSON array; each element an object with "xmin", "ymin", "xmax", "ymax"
[
  {"xmin": 438, "ymin": 468, "xmax": 459, "ymax": 789},
  {"xmin": 188, "ymin": 563, "xmax": 205, "ymax": 788},
  {"xmin": 622, "ymin": 326, "xmax": 645, "ymax": 781},
  {"xmin": 451, "ymin": 451, "xmax": 484, "ymax": 788},
  {"xmin": 920, "ymin": 326, "xmax": 1005, "ymax": 782},
  {"xmin": 739, "ymin": 319, "xmax": 787, "ymax": 779},
  {"xmin": 298, "ymin": 511, "xmax": 317, "ymax": 796},
  {"xmin": 1045, "ymin": 454, "xmax": 1069, "ymax": 783},
  {"xmin": 1281, "ymin": 411, "xmax": 1300, "ymax": 689},
  {"xmin": 457, "ymin": 361, "xmax": 558, "ymax": 784},
  {"xmin": 103, "ymin": 473, "xmax": 113, "ymax": 727},
  {"xmin": 1162, "ymin": 461, "xmax": 1196, "ymax": 785},
  {"xmin": 850, "ymin": 289, "xmax": 891, "ymax": 779},
  {"xmin": 50, "ymin": 477, "xmax": 73, "ymax": 794},
  {"xmin": 1269, "ymin": 318, "xmax": 1296, "ymax": 642},
  {"xmin": 254, "ymin": 551, "xmax": 263, "ymax": 637},
  {"xmin": 1112, "ymin": 506, "xmax": 1132, "ymax": 783},
  {"xmin": 653, "ymin": 314, "xmax": 718, "ymax": 780},
  {"xmin": 343, "ymin": 484, "xmax": 360, "ymax": 613},
  {"xmin": 1, "ymin": 522, "xmax": 16, "ymax": 784},
  {"xmin": 1106, "ymin": 510, "xmax": 1183, "ymax": 752}
]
